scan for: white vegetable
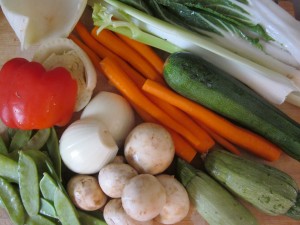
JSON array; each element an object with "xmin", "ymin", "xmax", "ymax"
[
  {"xmin": 67, "ymin": 175, "xmax": 107, "ymax": 211},
  {"xmin": 0, "ymin": 0, "xmax": 87, "ymax": 49},
  {"xmin": 81, "ymin": 91, "xmax": 135, "ymax": 146},
  {"xmin": 98, "ymin": 163, "xmax": 138, "ymax": 198},
  {"xmin": 124, "ymin": 123, "xmax": 175, "ymax": 175},
  {"xmin": 33, "ymin": 38, "xmax": 97, "ymax": 111},
  {"xmin": 155, "ymin": 174, "xmax": 190, "ymax": 224},
  {"xmin": 104, "ymin": 199, "xmax": 154, "ymax": 225},
  {"xmin": 59, "ymin": 118, "xmax": 118, "ymax": 174},
  {"xmin": 122, "ymin": 174, "xmax": 167, "ymax": 222}
]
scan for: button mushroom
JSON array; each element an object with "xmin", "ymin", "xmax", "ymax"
[
  {"xmin": 121, "ymin": 174, "xmax": 167, "ymax": 222},
  {"xmin": 124, "ymin": 123, "xmax": 175, "ymax": 175},
  {"xmin": 67, "ymin": 174, "xmax": 107, "ymax": 211}
]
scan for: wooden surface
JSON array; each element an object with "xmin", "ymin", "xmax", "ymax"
[{"xmin": 1, "ymin": 2, "xmax": 300, "ymax": 225}]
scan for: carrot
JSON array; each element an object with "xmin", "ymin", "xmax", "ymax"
[
  {"xmin": 116, "ymin": 33, "xmax": 164, "ymax": 74},
  {"xmin": 68, "ymin": 34, "xmax": 102, "ymax": 72},
  {"xmin": 132, "ymin": 104, "xmax": 197, "ymax": 162},
  {"xmin": 142, "ymin": 79, "xmax": 282, "ymax": 161},
  {"xmin": 100, "ymin": 56, "xmax": 204, "ymax": 151},
  {"xmin": 74, "ymin": 22, "xmax": 146, "ymax": 88},
  {"xmin": 195, "ymin": 120, "xmax": 241, "ymax": 155},
  {"xmin": 92, "ymin": 27, "xmax": 165, "ymax": 83}
]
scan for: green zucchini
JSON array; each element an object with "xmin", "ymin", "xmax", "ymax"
[
  {"xmin": 163, "ymin": 52, "xmax": 300, "ymax": 161},
  {"xmin": 176, "ymin": 158, "xmax": 258, "ymax": 225},
  {"xmin": 204, "ymin": 149, "xmax": 300, "ymax": 218}
]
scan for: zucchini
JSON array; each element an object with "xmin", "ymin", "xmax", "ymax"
[
  {"xmin": 204, "ymin": 149, "xmax": 300, "ymax": 218},
  {"xmin": 176, "ymin": 158, "xmax": 258, "ymax": 225},
  {"xmin": 163, "ymin": 52, "xmax": 300, "ymax": 161}
]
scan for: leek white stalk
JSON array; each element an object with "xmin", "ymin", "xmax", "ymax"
[
  {"xmin": 33, "ymin": 38, "xmax": 97, "ymax": 111},
  {"xmin": 90, "ymin": 0, "xmax": 300, "ymax": 107},
  {"xmin": 0, "ymin": 0, "xmax": 87, "ymax": 49},
  {"xmin": 59, "ymin": 118, "xmax": 118, "ymax": 174}
]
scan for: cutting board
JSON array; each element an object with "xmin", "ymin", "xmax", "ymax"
[{"xmin": 1, "ymin": 2, "xmax": 300, "ymax": 225}]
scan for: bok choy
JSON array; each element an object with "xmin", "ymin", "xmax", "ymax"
[{"xmin": 89, "ymin": 0, "xmax": 300, "ymax": 106}]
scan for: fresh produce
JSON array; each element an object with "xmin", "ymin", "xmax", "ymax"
[
  {"xmin": 155, "ymin": 174, "xmax": 190, "ymax": 224},
  {"xmin": 204, "ymin": 149, "xmax": 300, "ymax": 219},
  {"xmin": 98, "ymin": 162, "xmax": 138, "ymax": 198},
  {"xmin": 124, "ymin": 122, "xmax": 175, "ymax": 174},
  {"xmin": 142, "ymin": 79, "xmax": 282, "ymax": 161},
  {"xmin": 33, "ymin": 37, "xmax": 97, "ymax": 111},
  {"xmin": 162, "ymin": 52, "xmax": 300, "ymax": 161},
  {"xmin": 104, "ymin": 198, "xmax": 154, "ymax": 225},
  {"xmin": 67, "ymin": 175, "xmax": 107, "ymax": 211},
  {"xmin": 121, "ymin": 174, "xmax": 167, "ymax": 222},
  {"xmin": 90, "ymin": 0, "xmax": 300, "ymax": 107},
  {"xmin": 81, "ymin": 91, "xmax": 136, "ymax": 146},
  {"xmin": 177, "ymin": 158, "xmax": 258, "ymax": 225},
  {"xmin": 0, "ymin": 0, "xmax": 87, "ymax": 49},
  {"xmin": 59, "ymin": 118, "xmax": 118, "ymax": 174},
  {"xmin": 0, "ymin": 58, "xmax": 77, "ymax": 130}
]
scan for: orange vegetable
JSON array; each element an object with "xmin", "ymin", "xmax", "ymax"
[
  {"xmin": 100, "ymin": 57, "xmax": 204, "ymax": 150},
  {"xmin": 142, "ymin": 79, "xmax": 282, "ymax": 161},
  {"xmin": 91, "ymin": 27, "xmax": 164, "ymax": 83},
  {"xmin": 116, "ymin": 33, "xmax": 164, "ymax": 74}
]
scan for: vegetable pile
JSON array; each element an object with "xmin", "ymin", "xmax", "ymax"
[{"xmin": 1, "ymin": 1, "xmax": 300, "ymax": 225}]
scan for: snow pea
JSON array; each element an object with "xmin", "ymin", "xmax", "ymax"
[
  {"xmin": 0, "ymin": 153, "xmax": 18, "ymax": 183},
  {"xmin": 40, "ymin": 198, "xmax": 58, "ymax": 219},
  {"xmin": 40, "ymin": 172, "xmax": 59, "ymax": 202},
  {"xmin": 46, "ymin": 127, "xmax": 61, "ymax": 181},
  {"xmin": 18, "ymin": 151, "xmax": 40, "ymax": 216},
  {"xmin": 0, "ymin": 136, "xmax": 8, "ymax": 154},
  {"xmin": 9, "ymin": 129, "xmax": 32, "ymax": 152},
  {"xmin": 54, "ymin": 187, "xmax": 81, "ymax": 225},
  {"xmin": 0, "ymin": 177, "xmax": 26, "ymax": 225},
  {"xmin": 25, "ymin": 214, "xmax": 58, "ymax": 225},
  {"xmin": 24, "ymin": 128, "xmax": 51, "ymax": 150}
]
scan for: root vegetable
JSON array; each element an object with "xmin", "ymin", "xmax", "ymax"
[
  {"xmin": 59, "ymin": 118, "xmax": 118, "ymax": 174},
  {"xmin": 124, "ymin": 123, "xmax": 175, "ymax": 174},
  {"xmin": 67, "ymin": 175, "xmax": 107, "ymax": 211},
  {"xmin": 104, "ymin": 199, "xmax": 154, "ymax": 225},
  {"xmin": 81, "ymin": 91, "xmax": 136, "ymax": 146},
  {"xmin": 98, "ymin": 163, "xmax": 138, "ymax": 198},
  {"xmin": 122, "ymin": 174, "xmax": 167, "ymax": 222},
  {"xmin": 155, "ymin": 174, "xmax": 190, "ymax": 224}
]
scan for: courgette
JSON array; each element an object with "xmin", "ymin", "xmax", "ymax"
[
  {"xmin": 204, "ymin": 149, "xmax": 300, "ymax": 218},
  {"xmin": 176, "ymin": 158, "xmax": 258, "ymax": 225},
  {"xmin": 163, "ymin": 52, "xmax": 300, "ymax": 161}
]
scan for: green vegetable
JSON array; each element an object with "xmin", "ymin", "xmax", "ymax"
[
  {"xmin": 0, "ymin": 177, "xmax": 26, "ymax": 225},
  {"xmin": 177, "ymin": 158, "xmax": 258, "ymax": 225},
  {"xmin": 204, "ymin": 149, "xmax": 299, "ymax": 218},
  {"xmin": 0, "ymin": 154, "xmax": 18, "ymax": 183},
  {"xmin": 163, "ymin": 52, "xmax": 300, "ymax": 161},
  {"xmin": 90, "ymin": 0, "xmax": 300, "ymax": 108}
]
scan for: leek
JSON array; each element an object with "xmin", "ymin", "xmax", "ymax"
[{"xmin": 89, "ymin": 0, "xmax": 300, "ymax": 106}]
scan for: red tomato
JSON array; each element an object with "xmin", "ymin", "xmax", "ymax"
[{"xmin": 0, "ymin": 58, "xmax": 78, "ymax": 130}]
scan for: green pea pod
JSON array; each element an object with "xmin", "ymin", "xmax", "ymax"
[
  {"xmin": 40, "ymin": 198, "xmax": 58, "ymax": 219},
  {"xmin": 78, "ymin": 211, "xmax": 107, "ymax": 225},
  {"xmin": 46, "ymin": 128, "xmax": 61, "ymax": 181},
  {"xmin": 24, "ymin": 128, "xmax": 51, "ymax": 150},
  {"xmin": 25, "ymin": 214, "xmax": 58, "ymax": 225},
  {"xmin": 54, "ymin": 187, "xmax": 81, "ymax": 225},
  {"xmin": 0, "ymin": 136, "xmax": 8, "ymax": 154},
  {"xmin": 0, "ymin": 153, "xmax": 18, "ymax": 183},
  {"xmin": 9, "ymin": 130, "xmax": 32, "ymax": 152},
  {"xmin": 0, "ymin": 177, "xmax": 26, "ymax": 225},
  {"xmin": 40, "ymin": 173, "xmax": 59, "ymax": 202},
  {"xmin": 18, "ymin": 151, "xmax": 41, "ymax": 216}
]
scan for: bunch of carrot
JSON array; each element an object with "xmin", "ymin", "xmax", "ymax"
[{"xmin": 69, "ymin": 21, "xmax": 282, "ymax": 162}]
